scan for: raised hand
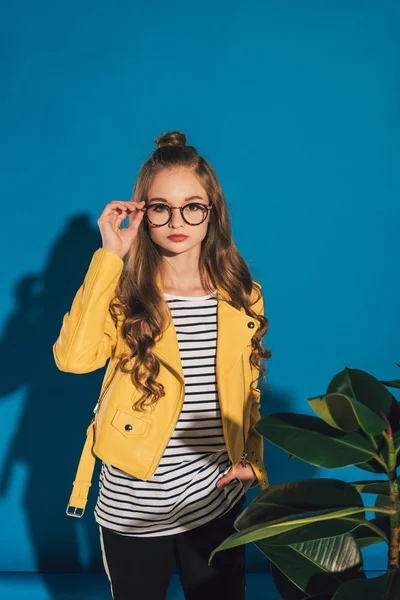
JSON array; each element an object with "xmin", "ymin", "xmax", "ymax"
[{"xmin": 97, "ymin": 200, "xmax": 146, "ymax": 259}]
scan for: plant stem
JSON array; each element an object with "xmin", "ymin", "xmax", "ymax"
[
  {"xmin": 382, "ymin": 431, "xmax": 400, "ymax": 571},
  {"xmin": 365, "ymin": 507, "xmax": 396, "ymax": 515},
  {"xmin": 371, "ymin": 453, "xmax": 389, "ymax": 472}
]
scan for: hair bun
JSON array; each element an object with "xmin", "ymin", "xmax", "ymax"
[{"xmin": 155, "ymin": 130, "xmax": 187, "ymax": 149}]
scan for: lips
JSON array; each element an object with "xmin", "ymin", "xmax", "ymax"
[{"xmin": 167, "ymin": 235, "xmax": 189, "ymax": 241}]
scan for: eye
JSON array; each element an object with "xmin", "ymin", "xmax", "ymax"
[
  {"xmin": 152, "ymin": 203, "xmax": 168, "ymax": 212},
  {"xmin": 186, "ymin": 203, "xmax": 202, "ymax": 211}
]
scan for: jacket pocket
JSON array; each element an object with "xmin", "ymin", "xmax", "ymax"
[{"xmin": 110, "ymin": 409, "xmax": 151, "ymax": 438}]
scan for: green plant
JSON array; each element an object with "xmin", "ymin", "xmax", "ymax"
[{"xmin": 209, "ymin": 367, "xmax": 400, "ymax": 599}]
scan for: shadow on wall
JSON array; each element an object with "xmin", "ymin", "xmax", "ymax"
[
  {"xmin": 0, "ymin": 216, "xmax": 317, "ymax": 595},
  {"xmin": 0, "ymin": 215, "xmax": 107, "ymax": 598}
]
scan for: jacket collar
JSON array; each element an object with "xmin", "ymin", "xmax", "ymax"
[{"xmin": 152, "ymin": 271, "xmax": 258, "ymax": 382}]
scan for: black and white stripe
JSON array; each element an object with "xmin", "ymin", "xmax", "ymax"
[{"xmin": 94, "ymin": 291, "xmax": 244, "ymax": 536}]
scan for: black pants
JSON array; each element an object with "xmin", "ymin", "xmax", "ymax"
[{"xmin": 99, "ymin": 495, "xmax": 246, "ymax": 600}]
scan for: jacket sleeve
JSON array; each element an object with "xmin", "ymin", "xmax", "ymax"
[
  {"xmin": 53, "ymin": 248, "xmax": 124, "ymax": 374},
  {"xmin": 246, "ymin": 284, "xmax": 269, "ymax": 491}
]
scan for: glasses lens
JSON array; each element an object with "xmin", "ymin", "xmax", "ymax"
[
  {"xmin": 146, "ymin": 204, "xmax": 170, "ymax": 225},
  {"xmin": 146, "ymin": 203, "xmax": 207, "ymax": 226},
  {"xmin": 183, "ymin": 203, "xmax": 207, "ymax": 224}
]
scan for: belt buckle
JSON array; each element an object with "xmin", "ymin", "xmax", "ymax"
[{"xmin": 66, "ymin": 503, "xmax": 85, "ymax": 518}]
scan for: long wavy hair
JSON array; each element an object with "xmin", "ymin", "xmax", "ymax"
[{"xmin": 110, "ymin": 130, "xmax": 271, "ymax": 412}]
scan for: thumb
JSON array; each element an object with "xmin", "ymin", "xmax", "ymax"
[
  {"xmin": 216, "ymin": 470, "xmax": 236, "ymax": 488},
  {"xmin": 126, "ymin": 210, "xmax": 145, "ymax": 231}
]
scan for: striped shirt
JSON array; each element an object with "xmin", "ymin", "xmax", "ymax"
[{"xmin": 93, "ymin": 290, "xmax": 244, "ymax": 536}]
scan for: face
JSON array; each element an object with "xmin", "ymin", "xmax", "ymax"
[{"xmin": 145, "ymin": 168, "xmax": 211, "ymax": 255}]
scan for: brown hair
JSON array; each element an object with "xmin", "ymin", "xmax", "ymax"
[{"xmin": 110, "ymin": 130, "xmax": 271, "ymax": 411}]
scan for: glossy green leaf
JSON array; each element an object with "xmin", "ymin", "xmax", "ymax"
[
  {"xmin": 208, "ymin": 505, "xmax": 366, "ymax": 565},
  {"xmin": 381, "ymin": 379, "xmax": 400, "ymax": 389},
  {"xmin": 270, "ymin": 562, "xmax": 308, "ymax": 599},
  {"xmin": 235, "ymin": 479, "xmax": 363, "ymax": 525},
  {"xmin": 233, "ymin": 479, "xmax": 365, "ymax": 546},
  {"xmin": 255, "ymin": 413, "xmax": 377, "ymax": 468},
  {"xmin": 356, "ymin": 459, "xmax": 387, "ymax": 474},
  {"xmin": 327, "ymin": 368, "xmax": 394, "ymax": 418},
  {"xmin": 308, "ymin": 393, "xmax": 387, "ymax": 435},
  {"xmin": 261, "ymin": 514, "xmax": 365, "ymax": 547},
  {"xmin": 256, "ymin": 533, "xmax": 363, "ymax": 595},
  {"xmin": 351, "ymin": 480, "xmax": 390, "ymax": 495},
  {"xmin": 332, "ymin": 571, "xmax": 400, "ymax": 600},
  {"xmin": 353, "ymin": 517, "xmax": 389, "ymax": 549}
]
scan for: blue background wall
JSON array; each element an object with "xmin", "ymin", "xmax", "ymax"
[{"xmin": 1, "ymin": 0, "xmax": 399, "ymax": 586}]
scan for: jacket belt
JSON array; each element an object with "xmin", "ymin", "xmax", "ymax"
[{"xmin": 66, "ymin": 419, "xmax": 96, "ymax": 518}]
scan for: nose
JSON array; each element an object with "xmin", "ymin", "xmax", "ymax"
[{"xmin": 169, "ymin": 208, "xmax": 186, "ymax": 228}]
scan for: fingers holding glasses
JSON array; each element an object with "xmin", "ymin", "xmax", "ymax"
[
  {"xmin": 103, "ymin": 200, "xmax": 145, "ymax": 216},
  {"xmin": 98, "ymin": 200, "xmax": 146, "ymax": 259}
]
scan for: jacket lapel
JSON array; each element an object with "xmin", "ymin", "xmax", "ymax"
[{"xmin": 151, "ymin": 272, "xmax": 258, "ymax": 383}]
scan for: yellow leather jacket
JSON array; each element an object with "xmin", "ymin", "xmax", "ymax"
[{"xmin": 53, "ymin": 248, "xmax": 269, "ymax": 517}]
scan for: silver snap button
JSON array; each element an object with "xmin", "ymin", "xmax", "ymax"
[
  {"xmin": 247, "ymin": 322, "xmax": 255, "ymax": 328},
  {"xmin": 125, "ymin": 424, "xmax": 133, "ymax": 431}
]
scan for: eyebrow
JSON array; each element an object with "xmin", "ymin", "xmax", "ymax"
[{"xmin": 148, "ymin": 195, "xmax": 205, "ymax": 204}]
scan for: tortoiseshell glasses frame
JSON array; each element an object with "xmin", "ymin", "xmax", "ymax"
[{"xmin": 138, "ymin": 201, "xmax": 213, "ymax": 227}]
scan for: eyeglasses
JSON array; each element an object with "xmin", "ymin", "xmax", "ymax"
[{"xmin": 139, "ymin": 202, "xmax": 213, "ymax": 227}]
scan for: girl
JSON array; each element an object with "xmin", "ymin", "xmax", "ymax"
[{"xmin": 53, "ymin": 130, "xmax": 271, "ymax": 599}]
